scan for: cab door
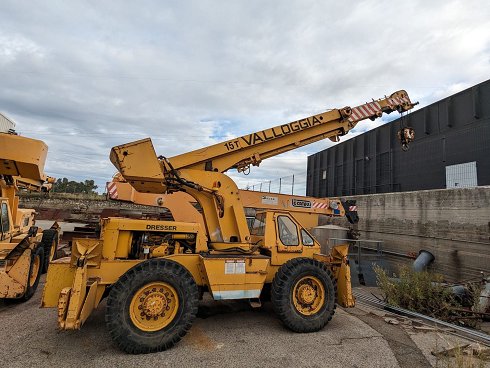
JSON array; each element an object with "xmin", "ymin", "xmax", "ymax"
[{"xmin": 275, "ymin": 214, "xmax": 303, "ymax": 253}]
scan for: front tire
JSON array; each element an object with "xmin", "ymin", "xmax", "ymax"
[
  {"xmin": 22, "ymin": 245, "xmax": 44, "ymax": 301},
  {"xmin": 271, "ymin": 258, "xmax": 336, "ymax": 332},
  {"xmin": 105, "ymin": 259, "xmax": 199, "ymax": 354},
  {"xmin": 40, "ymin": 229, "xmax": 58, "ymax": 273}
]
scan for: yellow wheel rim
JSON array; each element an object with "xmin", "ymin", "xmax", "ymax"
[
  {"xmin": 292, "ymin": 276, "xmax": 325, "ymax": 316},
  {"xmin": 29, "ymin": 253, "xmax": 41, "ymax": 287},
  {"xmin": 129, "ymin": 282, "xmax": 179, "ymax": 332}
]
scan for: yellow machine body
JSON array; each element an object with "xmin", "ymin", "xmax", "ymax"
[
  {"xmin": 0, "ymin": 130, "xmax": 58, "ymax": 300},
  {"xmin": 42, "ymin": 212, "xmax": 354, "ymax": 327}
]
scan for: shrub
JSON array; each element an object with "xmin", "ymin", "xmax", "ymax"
[{"xmin": 374, "ymin": 265, "xmax": 457, "ymax": 320}]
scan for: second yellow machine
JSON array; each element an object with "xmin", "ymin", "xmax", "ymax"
[
  {"xmin": 43, "ymin": 91, "xmax": 417, "ymax": 354},
  {"xmin": 0, "ymin": 128, "xmax": 58, "ymax": 301}
]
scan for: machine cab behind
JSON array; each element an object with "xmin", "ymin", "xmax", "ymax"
[
  {"xmin": 250, "ymin": 210, "xmax": 321, "ymax": 258},
  {"xmin": 0, "ymin": 198, "xmax": 13, "ymax": 241}
]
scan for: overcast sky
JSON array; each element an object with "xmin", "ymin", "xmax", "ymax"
[{"xmin": 1, "ymin": 0, "xmax": 489, "ymax": 195}]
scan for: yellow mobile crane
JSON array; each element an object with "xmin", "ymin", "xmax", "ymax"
[
  {"xmin": 0, "ymin": 130, "xmax": 58, "ymax": 300},
  {"xmin": 43, "ymin": 90, "xmax": 417, "ymax": 354}
]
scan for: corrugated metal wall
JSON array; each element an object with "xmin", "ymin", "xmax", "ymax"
[
  {"xmin": 307, "ymin": 79, "xmax": 490, "ymax": 197},
  {"xmin": 0, "ymin": 113, "xmax": 16, "ymax": 133}
]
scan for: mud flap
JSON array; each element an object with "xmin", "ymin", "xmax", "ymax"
[
  {"xmin": 314, "ymin": 244, "xmax": 355, "ymax": 308},
  {"xmin": 79, "ymin": 280, "xmax": 100, "ymax": 327},
  {"xmin": 331, "ymin": 244, "xmax": 355, "ymax": 308},
  {"xmin": 57, "ymin": 264, "xmax": 104, "ymax": 329},
  {"xmin": 59, "ymin": 262, "xmax": 88, "ymax": 329},
  {"xmin": 336, "ymin": 257, "xmax": 355, "ymax": 307},
  {"xmin": 54, "ymin": 237, "xmax": 104, "ymax": 329}
]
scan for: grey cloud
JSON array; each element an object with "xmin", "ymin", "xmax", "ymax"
[{"xmin": 0, "ymin": 0, "xmax": 489, "ymax": 193}]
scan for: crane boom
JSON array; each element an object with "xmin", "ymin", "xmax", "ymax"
[
  {"xmin": 168, "ymin": 90, "xmax": 416, "ymax": 173},
  {"xmin": 110, "ymin": 90, "xmax": 417, "ymax": 248}
]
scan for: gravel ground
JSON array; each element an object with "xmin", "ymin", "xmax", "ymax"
[
  {"xmin": 1, "ymin": 278, "xmax": 403, "ymax": 368},
  {"xmin": 2, "ymin": 248, "xmax": 485, "ymax": 368}
]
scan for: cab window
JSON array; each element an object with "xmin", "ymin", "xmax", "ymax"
[
  {"xmin": 301, "ymin": 229, "xmax": 314, "ymax": 246},
  {"xmin": 277, "ymin": 216, "xmax": 299, "ymax": 246},
  {"xmin": 1, "ymin": 203, "xmax": 9, "ymax": 234},
  {"xmin": 251, "ymin": 213, "xmax": 266, "ymax": 236}
]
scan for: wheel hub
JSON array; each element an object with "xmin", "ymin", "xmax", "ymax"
[
  {"xmin": 129, "ymin": 282, "xmax": 179, "ymax": 331},
  {"xmin": 292, "ymin": 276, "xmax": 326, "ymax": 316},
  {"xmin": 142, "ymin": 293, "xmax": 167, "ymax": 317},
  {"xmin": 297, "ymin": 284, "xmax": 316, "ymax": 305}
]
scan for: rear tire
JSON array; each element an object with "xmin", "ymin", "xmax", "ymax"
[
  {"xmin": 40, "ymin": 229, "xmax": 58, "ymax": 273},
  {"xmin": 22, "ymin": 246, "xmax": 44, "ymax": 301},
  {"xmin": 271, "ymin": 258, "xmax": 336, "ymax": 332},
  {"xmin": 105, "ymin": 259, "xmax": 199, "ymax": 354}
]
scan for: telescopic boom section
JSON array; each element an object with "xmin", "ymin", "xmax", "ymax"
[{"xmin": 168, "ymin": 90, "xmax": 417, "ymax": 173}]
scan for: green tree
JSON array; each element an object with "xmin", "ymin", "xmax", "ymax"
[{"xmin": 52, "ymin": 177, "xmax": 98, "ymax": 194}]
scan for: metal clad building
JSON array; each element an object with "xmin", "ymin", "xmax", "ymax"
[
  {"xmin": 306, "ymin": 79, "xmax": 490, "ymax": 197},
  {"xmin": 0, "ymin": 113, "xmax": 16, "ymax": 133}
]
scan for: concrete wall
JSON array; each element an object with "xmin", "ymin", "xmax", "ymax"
[
  {"xmin": 324, "ymin": 186, "xmax": 490, "ymax": 282},
  {"xmin": 20, "ymin": 189, "xmax": 490, "ymax": 282}
]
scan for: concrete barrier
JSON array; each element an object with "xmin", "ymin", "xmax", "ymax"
[{"xmin": 324, "ymin": 186, "xmax": 490, "ymax": 282}]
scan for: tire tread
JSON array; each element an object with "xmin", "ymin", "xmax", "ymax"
[
  {"xmin": 105, "ymin": 258, "xmax": 199, "ymax": 354},
  {"xmin": 271, "ymin": 257, "xmax": 337, "ymax": 333}
]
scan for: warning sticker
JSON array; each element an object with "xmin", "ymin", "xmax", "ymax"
[
  {"xmin": 225, "ymin": 260, "xmax": 235, "ymax": 274},
  {"xmin": 224, "ymin": 260, "xmax": 246, "ymax": 274},
  {"xmin": 235, "ymin": 260, "xmax": 246, "ymax": 274},
  {"xmin": 261, "ymin": 195, "xmax": 278, "ymax": 205}
]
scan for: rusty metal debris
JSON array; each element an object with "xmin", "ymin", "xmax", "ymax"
[{"xmin": 432, "ymin": 343, "xmax": 490, "ymax": 360}]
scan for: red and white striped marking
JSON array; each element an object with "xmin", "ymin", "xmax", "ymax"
[
  {"xmin": 348, "ymin": 94, "xmax": 411, "ymax": 123},
  {"xmin": 388, "ymin": 95, "xmax": 410, "ymax": 107},
  {"xmin": 348, "ymin": 101, "xmax": 382, "ymax": 122},
  {"xmin": 312, "ymin": 201, "xmax": 329, "ymax": 209},
  {"xmin": 107, "ymin": 182, "xmax": 118, "ymax": 199},
  {"xmin": 348, "ymin": 205, "xmax": 357, "ymax": 212}
]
